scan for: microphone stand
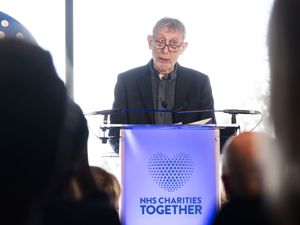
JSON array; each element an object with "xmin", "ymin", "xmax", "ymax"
[
  {"xmin": 230, "ymin": 113, "xmax": 237, "ymax": 124},
  {"xmin": 99, "ymin": 112, "xmax": 109, "ymax": 144},
  {"xmin": 99, "ymin": 111, "xmax": 111, "ymax": 144},
  {"xmin": 85, "ymin": 109, "xmax": 121, "ymax": 144}
]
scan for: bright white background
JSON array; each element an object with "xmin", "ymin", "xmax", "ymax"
[{"xmin": 1, "ymin": 0, "xmax": 274, "ymax": 177}]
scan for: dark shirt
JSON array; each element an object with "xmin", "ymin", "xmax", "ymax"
[{"xmin": 150, "ymin": 62, "xmax": 177, "ymax": 124}]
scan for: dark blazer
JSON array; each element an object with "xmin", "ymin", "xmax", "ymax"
[{"xmin": 110, "ymin": 60, "xmax": 216, "ymax": 125}]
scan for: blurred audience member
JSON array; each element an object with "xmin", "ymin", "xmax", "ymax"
[
  {"xmin": 213, "ymin": 131, "xmax": 272, "ymax": 225},
  {"xmin": 90, "ymin": 166, "xmax": 122, "ymax": 210},
  {"xmin": 222, "ymin": 132, "xmax": 265, "ymax": 200},
  {"xmin": 0, "ymin": 38, "xmax": 121, "ymax": 225},
  {"xmin": 267, "ymin": 1, "xmax": 300, "ymax": 225},
  {"xmin": 0, "ymin": 38, "xmax": 69, "ymax": 225},
  {"xmin": 43, "ymin": 96, "xmax": 121, "ymax": 225}
]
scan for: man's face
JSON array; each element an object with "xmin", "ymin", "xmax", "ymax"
[{"xmin": 147, "ymin": 27, "xmax": 188, "ymax": 75}]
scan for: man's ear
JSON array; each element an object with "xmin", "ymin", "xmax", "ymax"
[
  {"xmin": 147, "ymin": 35, "xmax": 154, "ymax": 50},
  {"xmin": 179, "ymin": 42, "xmax": 188, "ymax": 55}
]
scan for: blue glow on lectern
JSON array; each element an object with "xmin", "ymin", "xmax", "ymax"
[{"xmin": 121, "ymin": 125, "xmax": 220, "ymax": 225}]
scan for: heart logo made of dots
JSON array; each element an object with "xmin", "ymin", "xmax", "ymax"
[{"xmin": 148, "ymin": 152, "xmax": 194, "ymax": 192}]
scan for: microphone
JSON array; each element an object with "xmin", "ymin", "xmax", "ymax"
[
  {"xmin": 85, "ymin": 108, "xmax": 121, "ymax": 116},
  {"xmin": 174, "ymin": 108, "xmax": 261, "ymax": 125},
  {"xmin": 222, "ymin": 109, "xmax": 261, "ymax": 115},
  {"xmin": 222, "ymin": 109, "xmax": 261, "ymax": 124},
  {"xmin": 85, "ymin": 108, "xmax": 121, "ymax": 125}
]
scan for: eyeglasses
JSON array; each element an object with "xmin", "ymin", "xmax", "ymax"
[{"xmin": 154, "ymin": 39, "xmax": 183, "ymax": 52}]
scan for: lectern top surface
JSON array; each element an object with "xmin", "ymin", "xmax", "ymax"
[{"xmin": 100, "ymin": 123, "xmax": 240, "ymax": 130}]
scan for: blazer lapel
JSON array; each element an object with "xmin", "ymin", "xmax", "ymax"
[
  {"xmin": 137, "ymin": 66, "xmax": 155, "ymax": 123},
  {"xmin": 174, "ymin": 66, "xmax": 189, "ymax": 111}
]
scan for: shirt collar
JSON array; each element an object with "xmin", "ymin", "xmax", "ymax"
[{"xmin": 148, "ymin": 59, "xmax": 178, "ymax": 80}]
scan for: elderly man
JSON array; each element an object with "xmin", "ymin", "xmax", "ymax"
[{"xmin": 110, "ymin": 17, "xmax": 216, "ymax": 153}]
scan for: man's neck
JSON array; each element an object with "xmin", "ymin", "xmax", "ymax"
[
  {"xmin": 153, "ymin": 67, "xmax": 174, "ymax": 78},
  {"xmin": 159, "ymin": 73, "xmax": 167, "ymax": 79}
]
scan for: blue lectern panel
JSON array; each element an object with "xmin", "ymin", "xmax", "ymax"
[{"xmin": 120, "ymin": 125, "xmax": 220, "ymax": 225}]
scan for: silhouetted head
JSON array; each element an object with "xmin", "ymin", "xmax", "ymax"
[
  {"xmin": 0, "ymin": 38, "xmax": 67, "ymax": 223},
  {"xmin": 221, "ymin": 132, "xmax": 267, "ymax": 200},
  {"xmin": 90, "ymin": 166, "xmax": 121, "ymax": 210}
]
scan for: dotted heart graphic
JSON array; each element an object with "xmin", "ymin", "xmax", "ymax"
[{"xmin": 148, "ymin": 152, "xmax": 194, "ymax": 192}]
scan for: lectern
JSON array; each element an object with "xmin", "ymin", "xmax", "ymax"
[{"xmin": 120, "ymin": 124, "xmax": 225, "ymax": 225}]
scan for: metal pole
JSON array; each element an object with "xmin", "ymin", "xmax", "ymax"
[{"xmin": 65, "ymin": 0, "xmax": 74, "ymax": 99}]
